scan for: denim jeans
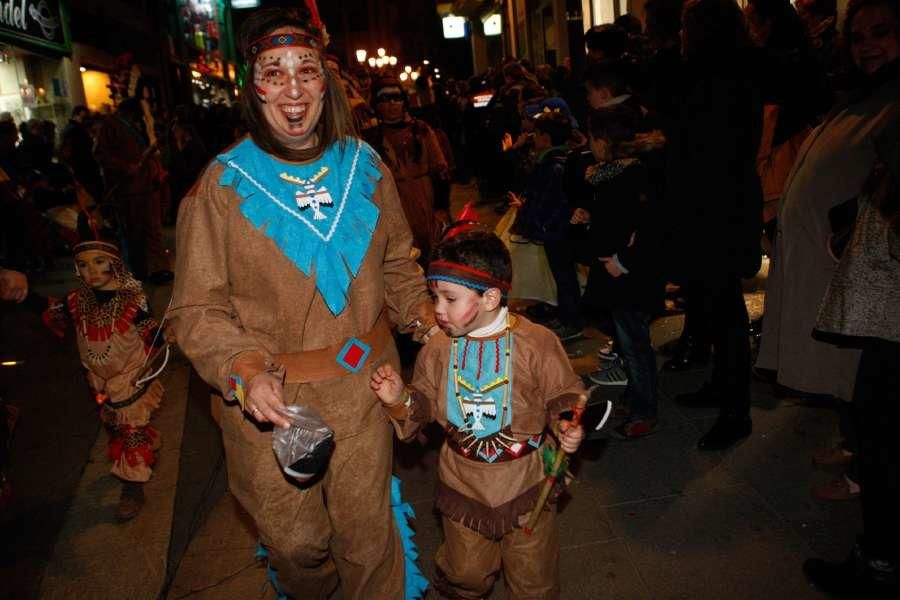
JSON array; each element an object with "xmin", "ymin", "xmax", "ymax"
[
  {"xmin": 543, "ymin": 239, "xmax": 582, "ymax": 329},
  {"xmin": 612, "ymin": 308, "xmax": 658, "ymax": 420}
]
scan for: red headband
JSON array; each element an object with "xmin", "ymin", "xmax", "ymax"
[
  {"xmin": 427, "ymin": 260, "xmax": 511, "ymax": 293},
  {"xmin": 246, "ymin": 32, "xmax": 323, "ymax": 59}
]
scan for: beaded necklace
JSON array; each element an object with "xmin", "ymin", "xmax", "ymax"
[{"xmin": 450, "ymin": 313, "xmax": 512, "ymax": 436}]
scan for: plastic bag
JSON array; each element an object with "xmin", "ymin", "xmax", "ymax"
[{"xmin": 272, "ymin": 405, "xmax": 335, "ymax": 481}]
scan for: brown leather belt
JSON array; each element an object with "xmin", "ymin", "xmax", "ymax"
[{"xmin": 274, "ymin": 311, "xmax": 392, "ymax": 384}]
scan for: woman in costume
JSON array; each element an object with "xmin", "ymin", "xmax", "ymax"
[
  {"xmin": 169, "ymin": 6, "xmax": 434, "ymax": 599},
  {"xmin": 63, "ymin": 212, "xmax": 165, "ymax": 521}
]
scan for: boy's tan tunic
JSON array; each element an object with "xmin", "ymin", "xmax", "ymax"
[
  {"xmin": 169, "ymin": 147, "xmax": 433, "ymax": 599},
  {"xmin": 393, "ymin": 315, "xmax": 583, "ymax": 598}
]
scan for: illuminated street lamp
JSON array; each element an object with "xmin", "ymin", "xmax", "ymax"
[
  {"xmin": 375, "ymin": 57, "xmax": 385, "ymax": 68},
  {"xmin": 367, "ymin": 57, "xmax": 376, "ymax": 68},
  {"xmin": 355, "ymin": 49, "xmax": 367, "ymax": 63},
  {"xmin": 410, "ymin": 71, "xmax": 419, "ymax": 81},
  {"xmin": 399, "ymin": 72, "xmax": 409, "ymax": 82},
  {"xmin": 404, "ymin": 65, "xmax": 412, "ymax": 73},
  {"xmin": 388, "ymin": 56, "xmax": 398, "ymax": 66},
  {"xmin": 377, "ymin": 48, "xmax": 386, "ymax": 57}
]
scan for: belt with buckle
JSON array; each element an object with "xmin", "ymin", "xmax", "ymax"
[{"xmin": 274, "ymin": 311, "xmax": 392, "ymax": 384}]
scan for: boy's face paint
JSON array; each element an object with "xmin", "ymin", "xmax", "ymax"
[
  {"xmin": 429, "ymin": 279, "xmax": 497, "ymax": 337},
  {"xmin": 253, "ymin": 27, "xmax": 327, "ymax": 150},
  {"xmin": 75, "ymin": 251, "xmax": 117, "ymax": 291}
]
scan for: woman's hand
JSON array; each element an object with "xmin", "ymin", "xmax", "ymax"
[
  {"xmin": 599, "ymin": 256, "xmax": 624, "ymax": 278},
  {"xmin": 245, "ymin": 372, "xmax": 291, "ymax": 429},
  {"xmin": 507, "ymin": 191, "xmax": 524, "ymax": 208}
]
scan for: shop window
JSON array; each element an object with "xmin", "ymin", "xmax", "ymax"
[{"xmin": 81, "ymin": 70, "xmax": 112, "ymax": 113}]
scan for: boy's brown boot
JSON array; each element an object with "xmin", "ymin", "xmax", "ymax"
[{"xmin": 115, "ymin": 481, "xmax": 145, "ymax": 522}]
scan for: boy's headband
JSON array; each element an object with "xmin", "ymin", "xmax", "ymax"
[
  {"xmin": 246, "ymin": 32, "xmax": 323, "ymax": 59},
  {"xmin": 427, "ymin": 260, "xmax": 511, "ymax": 293},
  {"xmin": 73, "ymin": 240, "xmax": 121, "ymax": 260}
]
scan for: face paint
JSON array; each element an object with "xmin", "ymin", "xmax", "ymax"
[
  {"xmin": 75, "ymin": 251, "xmax": 118, "ymax": 291},
  {"xmin": 429, "ymin": 280, "xmax": 495, "ymax": 337},
  {"xmin": 252, "ymin": 27, "xmax": 327, "ymax": 150}
]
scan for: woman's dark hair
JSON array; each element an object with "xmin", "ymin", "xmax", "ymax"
[
  {"xmin": 747, "ymin": 0, "xmax": 809, "ymax": 51},
  {"xmin": 681, "ymin": 0, "xmax": 752, "ymax": 63},
  {"xmin": 645, "ymin": 0, "xmax": 685, "ymax": 46},
  {"xmin": 238, "ymin": 7, "xmax": 357, "ymax": 161},
  {"xmin": 430, "ymin": 230, "xmax": 512, "ymax": 304}
]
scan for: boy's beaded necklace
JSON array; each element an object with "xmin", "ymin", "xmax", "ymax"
[{"xmin": 450, "ymin": 313, "xmax": 512, "ymax": 431}]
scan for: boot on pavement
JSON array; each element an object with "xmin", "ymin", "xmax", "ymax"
[{"xmin": 115, "ymin": 481, "xmax": 145, "ymax": 522}]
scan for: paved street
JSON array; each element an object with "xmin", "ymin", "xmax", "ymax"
[{"xmin": 0, "ymin": 184, "xmax": 860, "ymax": 599}]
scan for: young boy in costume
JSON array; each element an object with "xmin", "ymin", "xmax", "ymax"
[
  {"xmin": 50, "ymin": 211, "xmax": 165, "ymax": 521},
  {"xmin": 370, "ymin": 229, "xmax": 586, "ymax": 599}
]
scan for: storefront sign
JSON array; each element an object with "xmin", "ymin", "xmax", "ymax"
[{"xmin": 0, "ymin": 0, "xmax": 71, "ymax": 54}]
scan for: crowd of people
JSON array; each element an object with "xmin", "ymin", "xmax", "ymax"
[{"xmin": 1, "ymin": 0, "xmax": 898, "ymax": 597}]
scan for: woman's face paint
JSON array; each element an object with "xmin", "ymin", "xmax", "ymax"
[
  {"xmin": 75, "ymin": 251, "xmax": 117, "ymax": 291},
  {"xmin": 253, "ymin": 27, "xmax": 327, "ymax": 150},
  {"xmin": 429, "ymin": 280, "xmax": 495, "ymax": 337}
]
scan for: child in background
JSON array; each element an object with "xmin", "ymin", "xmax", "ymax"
[
  {"xmin": 48, "ymin": 211, "xmax": 166, "ymax": 520},
  {"xmin": 509, "ymin": 108, "xmax": 584, "ymax": 341},
  {"xmin": 575, "ymin": 105, "xmax": 664, "ymax": 438},
  {"xmin": 370, "ymin": 230, "xmax": 586, "ymax": 598}
]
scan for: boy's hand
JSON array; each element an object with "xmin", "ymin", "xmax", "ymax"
[
  {"xmin": 370, "ymin": 364, "xmax": 406, "ymax": 407},
  {"xmin": 506, "ymin": 191, "xmax": 523, "ymax": 208},
  {"xmin": 558, "ymin": 420, "xmax": 585, "ymax": 454}
]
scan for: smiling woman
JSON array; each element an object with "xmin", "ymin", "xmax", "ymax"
[
  {"xmin": 170, "ymin": 5, "xmax": 435, "ymax": 599},
  {"xmin": 238, "ymin": 11, "xmax": 356, "ymax": 162}
]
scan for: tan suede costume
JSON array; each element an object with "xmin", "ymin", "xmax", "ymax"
[
  {"xmin": 392, "ymin": 315, "xmax": 584, "ymax": 599},
  {"xmin": 68, "ymin": 284, "xmax": 163, "ymax": 482},
  {"xmin": 169, "ymin": 138, "xmax": 433, "ymax": 599}
]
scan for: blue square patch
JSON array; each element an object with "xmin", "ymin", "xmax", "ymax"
[{"xmin": 336, "ymin": 338, "xmax": 371, "ymax": 373}]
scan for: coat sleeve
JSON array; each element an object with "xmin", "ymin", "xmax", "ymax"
[
  {"xmin": 168, "ymin": 167, "xmax": 277, "ymax": 396},
  {"xmin": 388, "ymin": 338, "xmax": 441, "ymax": 440},
  {"xmin": 376, "ymin": 166, "xmax": 436, "ymax": 340}
]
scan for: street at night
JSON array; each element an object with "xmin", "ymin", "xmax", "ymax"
[{"xmin": 1, "ymin": 0, "xmax": 898, "ymax": 598}]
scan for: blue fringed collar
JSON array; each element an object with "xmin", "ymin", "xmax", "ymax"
[{"xmin": 217, "ymin": 136, "xmax": 382, "ymax": 316}]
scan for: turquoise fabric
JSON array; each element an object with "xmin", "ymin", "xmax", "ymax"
[
  {"xmin": 445, "ymin": 335, "xmax": 514, "ymax": 439},
  {"xmin": 391, "ymin": 476, "xmax": 429, "ymax": 600},
  {"xmin": 216, "ymin": 137, "xmax": 382, "ymax": 316}
]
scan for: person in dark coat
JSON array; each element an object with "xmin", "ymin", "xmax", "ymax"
[
  {"xmin": 577, "ymin": 105, "xmax": 665, "ymax": 437},
  {"xmin": 663, "ymin": 0, "xmax": 764, "ymax": 450}
]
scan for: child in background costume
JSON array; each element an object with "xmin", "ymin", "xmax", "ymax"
[
  {"xmin": 371, "ymin": 230, "xmax": 586, "ymax": 599},
  {"xmin": 54, "ymin": 212, "xmax": 165, "ymax": 521}
]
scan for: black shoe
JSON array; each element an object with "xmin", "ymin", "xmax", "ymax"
[
  {"xmin": 148, "ymin": 270, "xmax": 174, "ymax": 285},
  {"xmin": 697, "ymin": 416, "xmax": 751, "ymax": 451},
  {"xmin": 804, "ymin": 544, "xmax": 898, "ymax": 597},
  {"xmin": 674, "ymin": 384, "xmax": 719, "ymax": 408}
]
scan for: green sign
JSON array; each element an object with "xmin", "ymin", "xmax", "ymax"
[{"xmin": 0, "ymin": 0, "xmax": 71, "ymax": 54}]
